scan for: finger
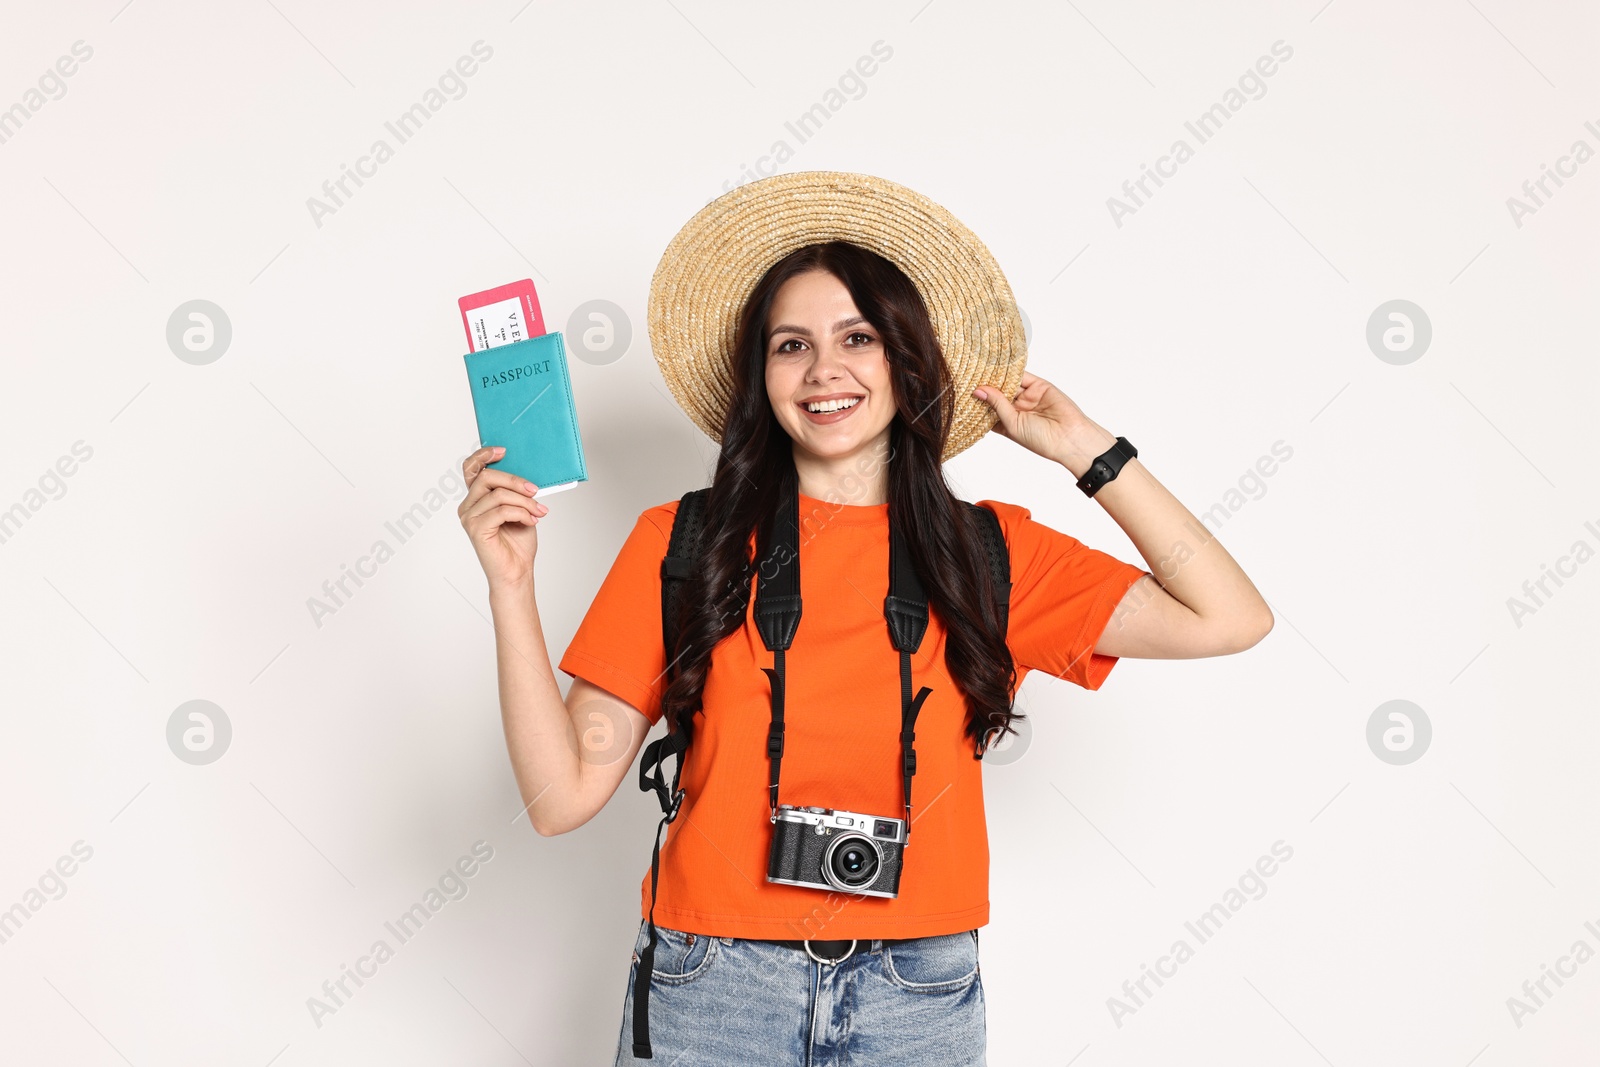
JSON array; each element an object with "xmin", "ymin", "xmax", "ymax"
[
  {"xmin": 464, "ymin": 487, "xmax": 543, "ymax": 524},
  {"xmin": 1018, "ymin": 376, "xmax": 1055, "ymax": 410},
  {"xmin": 474, "ymin": 469, "xmax": 538, "ymax": 497},
  {"xmin": 463, "ymin": 446, "xmax": 505, "ymax": 485},
  {"xmin": 465, "ymin": 502, "xmax": 546, "ymax": 539},
  {"xmin": 468, "ymin": 486, "xmax": 545, "ymax": 519},
  {"xmin": 973, "ymin": 384, "xmax": 1019, "ymax": 436},
  {"xmin": 474, "ymin": 503, "xmax": 543, "ymax": 534},
  {"xmin": 1019, "ymin": 373, "xmax": 1053, "ymax": 398},
  {"xmin": 460, "ymin": 468, "xmax": 539, "ymax": 515}
]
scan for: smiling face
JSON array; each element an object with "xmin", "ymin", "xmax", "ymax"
[{"xmin": 764, "ymin": 269, "xmax": 897, "ymax": 473}]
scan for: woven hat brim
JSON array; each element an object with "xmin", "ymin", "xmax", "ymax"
[{"xmin": 647, "ymin": 171, "xmax": 1027, "ymax": 463}]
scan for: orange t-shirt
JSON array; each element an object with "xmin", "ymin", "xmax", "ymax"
[{"xmin": 557, "ymin": 491, "xmax": 1148, "ymax": 940}]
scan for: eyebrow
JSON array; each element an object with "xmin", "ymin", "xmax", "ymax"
[{"xmin": 768, "ymin": 315, "xmax": 869, "ymax": 339}]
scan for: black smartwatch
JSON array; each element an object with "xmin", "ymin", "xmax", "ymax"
[{"xmin": 1075, "ymin": 436, "xmax": 1137, "ymax": 497}]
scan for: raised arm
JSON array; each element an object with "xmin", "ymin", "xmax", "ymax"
[
  {"xmin": 458, "ymin": 446, "xmax": 652, "ymax": 836},
  {"xmin": 975, "ymin": 374, "xmax": 1274, "ymax": 659}
]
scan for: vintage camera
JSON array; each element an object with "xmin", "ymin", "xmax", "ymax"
[{"xmin": 766, "ymin": 804, "xmax": 906, "ymax": 898}]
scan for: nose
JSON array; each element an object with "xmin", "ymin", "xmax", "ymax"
[{"xmin": 806, "ymin": 341, "xmax": 848, "ymax": 384}]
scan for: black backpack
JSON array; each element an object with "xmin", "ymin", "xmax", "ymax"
[{"xmin": 628, "ymin": 486, "xmax": 1011, "ymax": 1058}]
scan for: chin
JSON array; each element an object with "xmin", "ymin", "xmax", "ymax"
[
  {"xmin": 788, "ymin": 425, "xmax": 892, "ymax": 461},
  {"xmin": 798, "ymin": 441, "xmax": 862, "ymax": 461}
]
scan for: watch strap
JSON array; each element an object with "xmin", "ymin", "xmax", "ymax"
[{"xmin": 1076, "ymin": 436, "xmax": 1137, "ymax": 497}]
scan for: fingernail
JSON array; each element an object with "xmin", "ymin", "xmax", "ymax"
[
  {"xmin": 494, "ymin": 446, "xmax": 506, "ymax": 454},
  {"xmin": 974, "ymin": 388, "xmax": 987, "ymax": 400}
]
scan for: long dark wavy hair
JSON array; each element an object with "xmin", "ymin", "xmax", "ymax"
[{"xmin": 659, "ymin": 240, "xmax": 1020, "ymax": 755}]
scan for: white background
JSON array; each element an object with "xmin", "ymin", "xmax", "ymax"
[{"xmin": 2, "ymin": 1, "xmax": 1596, "ymax": 1064}]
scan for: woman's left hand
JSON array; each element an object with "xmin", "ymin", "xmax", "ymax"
[{"xmin": 972, "ymin": 372, "xmax": 1115, "ymax": 476}]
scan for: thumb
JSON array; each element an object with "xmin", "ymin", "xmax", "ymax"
[{"xmin": 974, "ymin": 385, "xmax": 1018, "ymax": 436}]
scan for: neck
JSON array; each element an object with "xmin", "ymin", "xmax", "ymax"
[{"xmin": 792, "ymin": 436, "xmax": 891, "ymax": 505}]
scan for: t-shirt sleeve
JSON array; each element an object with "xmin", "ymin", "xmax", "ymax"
[
  {"xmin": 557, "ymin": 505, "xmax": 673, "ymax": 724},
  {"xmin": 977, "ymin": 499, "xmax": 1149, "ymax": 691}
]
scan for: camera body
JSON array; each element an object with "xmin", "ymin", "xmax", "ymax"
[{"xmin": 766, "ymin": 804, "xmax": 906, "ymax": 898}]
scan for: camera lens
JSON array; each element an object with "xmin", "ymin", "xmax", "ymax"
[{"xmin": 823, "ymin": 834, "xmax": 881, "ymax": 890}]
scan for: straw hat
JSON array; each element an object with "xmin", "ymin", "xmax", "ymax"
[{"xmin": 647, "ymin": 171, "xmax": 1028, "ymax": 462}]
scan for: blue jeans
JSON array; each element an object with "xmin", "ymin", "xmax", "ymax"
[{"xmin": 614, "ymin": 919, "xmax": 987, "ymax": 1066}]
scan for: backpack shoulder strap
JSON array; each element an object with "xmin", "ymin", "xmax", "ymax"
[
  {"xmin": 634, "ymin": 488, "xmax": 712, "ymax": 1058},
  {"xmin": 964, "ymin": 501, "xmax": 1011, "ymax": 636},
  {"xmin": 660, "ymin": 487, "xmax": 712, "ymax": 666},
  {"xmin": 965, "ymin": 501, "xmax": 1013, "ymax": 763}
]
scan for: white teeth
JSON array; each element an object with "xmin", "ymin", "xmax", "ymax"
[{"xmin": 805, "ymin": 397, "xmax": 861, "ymax": 413}]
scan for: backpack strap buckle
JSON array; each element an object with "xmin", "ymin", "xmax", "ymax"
[{"xmin": 639, "ymin": 728, "xmax": 691, "ymax": 822}]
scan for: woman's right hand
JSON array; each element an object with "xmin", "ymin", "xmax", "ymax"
[{"xmin": 458, "ymin": 446, "xmax": 548, "ymax": 591}]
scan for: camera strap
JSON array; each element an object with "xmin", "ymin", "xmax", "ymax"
[{"xmin": 754, "ymin": 486, "xmax": 933, "ymax": 830}]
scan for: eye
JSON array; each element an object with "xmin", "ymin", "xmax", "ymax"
[
  {"xmin": 773, "ymin": 338, "xmax": 805, "ymax": 355},
  {"xmin": 846, "ymin": 331, "xmax": 875, "ymax": 346}
]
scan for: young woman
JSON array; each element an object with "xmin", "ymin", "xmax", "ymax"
[{"xmin": 456, "ymin": 173, "xmax": 1272, "ymax": 1066}]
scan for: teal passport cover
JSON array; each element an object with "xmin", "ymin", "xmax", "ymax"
[{"xmin": 462, "ymin": 331, "xmax": 588, "ymax": 489}]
